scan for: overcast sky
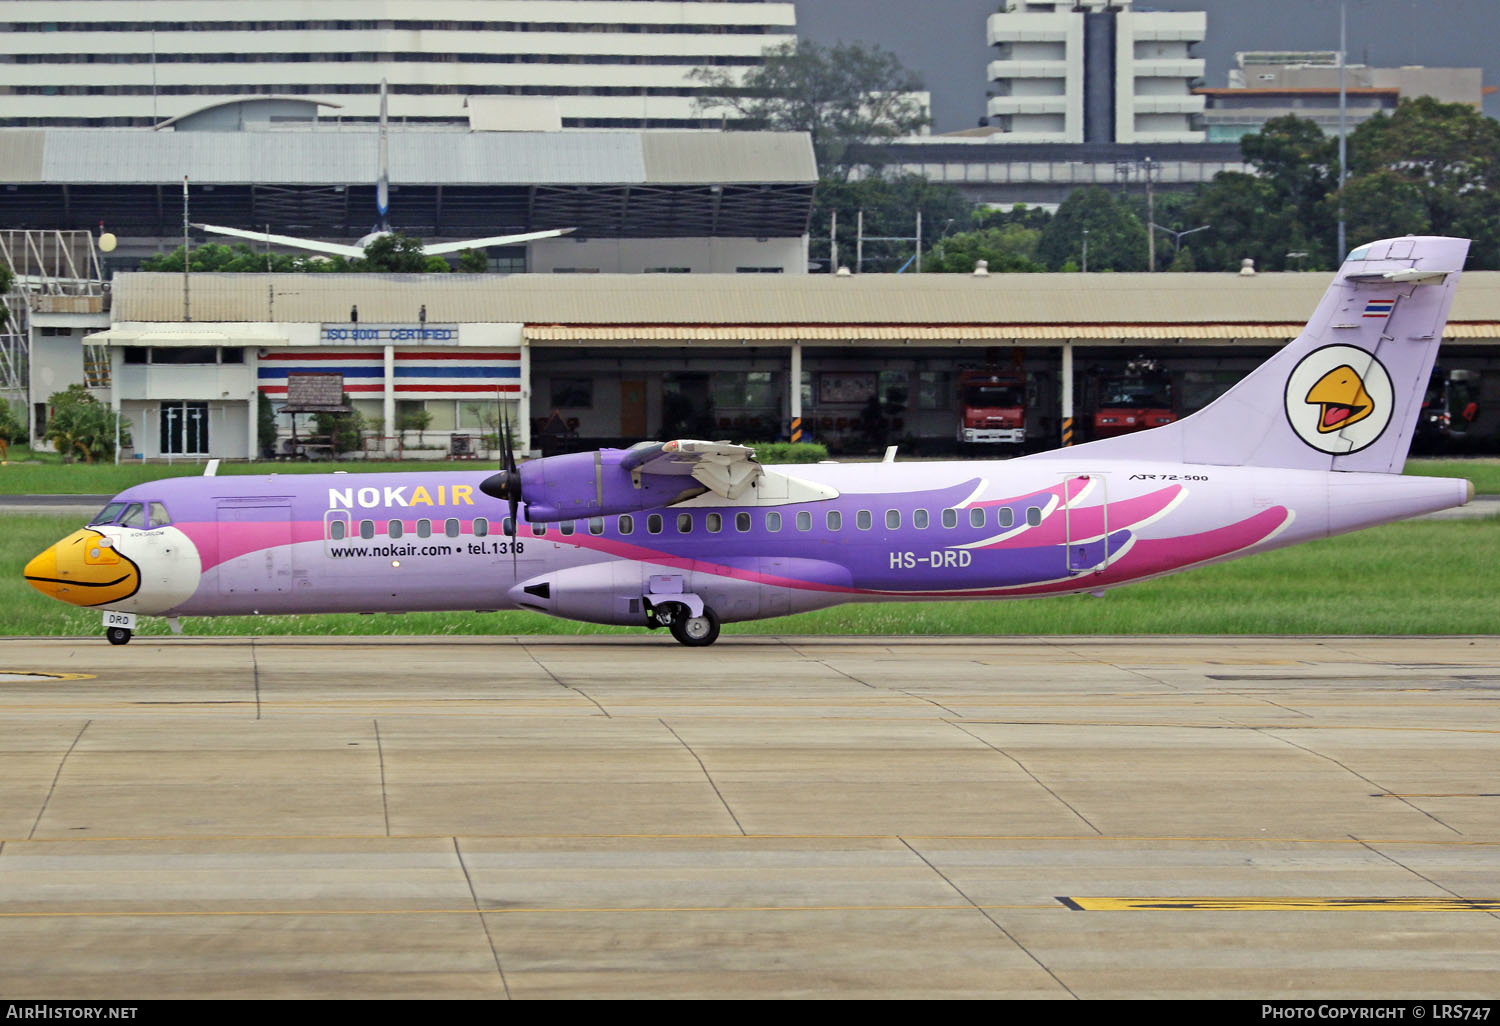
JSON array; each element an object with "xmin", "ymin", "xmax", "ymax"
[{"xmin": 794, "ymin": 0, "xmax": 1499, "ymax": 133}]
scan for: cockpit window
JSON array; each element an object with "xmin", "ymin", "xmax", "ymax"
[
  {"xmin": 148, "ymin": 502, "xmax": 172, "ymax": 527},
  {"xmin": 119, "ymin": 503, "xmax": 146, "ymax": 528},
  {"xmin": 89, "ymin": 501, "xmax": 127, "ymax": 525}
]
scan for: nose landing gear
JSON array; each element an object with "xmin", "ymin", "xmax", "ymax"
[{"xmin": 106, "ymin": 626, "xmax": 132, "ymax": 646}]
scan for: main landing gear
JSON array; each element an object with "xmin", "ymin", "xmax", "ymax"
[
  {"xmin": 106, "ymin": 626, "xmax": 132, "ymax": 646},
  {"xmin": 649, "ymin": 600, "xmax": 721, "ymax": 647}
]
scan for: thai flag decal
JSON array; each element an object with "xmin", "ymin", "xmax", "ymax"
[
  {"xmin": 258, "ymin": 350, "xmax": 521, "ymax": 398},
  {"xmin": 1363, "ymin": 299, "xmax": 1395, "ymax": 318}
]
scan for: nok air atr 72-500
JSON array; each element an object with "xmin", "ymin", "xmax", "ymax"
[{"xmin": 27, "ymin": 237, "xmax": 1476, "ymax": 646}]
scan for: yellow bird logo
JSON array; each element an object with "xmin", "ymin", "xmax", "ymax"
[{"xmin": 1304, "ymin": 365, "xmax": 1375, "ymax": 434}]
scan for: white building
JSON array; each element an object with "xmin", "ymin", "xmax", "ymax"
[
  {"xmin": 986, "ymin": 0, "xmax": 1205, "ymax": 145},
  {"xmin": 0, "ymin": 0, "xmax": 796, "ymax": 129}
]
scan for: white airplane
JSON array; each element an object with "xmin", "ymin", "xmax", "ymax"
[{"xmin": 195, "ymin": 81, "xmax": 574, "ymax": 261}]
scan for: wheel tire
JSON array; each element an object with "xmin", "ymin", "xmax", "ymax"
[
  {"xmin": 106, "ymin": 627, "xmax": 132, "ymax": 646},
  {"xmin": 669, "ymin": 606, "xmax": 720, "ymax": 647}
]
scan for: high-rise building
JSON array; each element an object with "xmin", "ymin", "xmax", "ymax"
[
  {"xmin": 986, "ymin": 0, "xmax": 1205, "ymax": 145},
  {"xmin": 0, "ymin": 0, "xmax": 796, "ymax": 129}
]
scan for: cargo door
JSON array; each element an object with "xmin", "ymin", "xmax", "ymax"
[{"xmin": 217, "ymin": 500, "xmax": 293, "ymax": 595}]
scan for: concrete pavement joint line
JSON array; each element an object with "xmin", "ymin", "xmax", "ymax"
[
  {"xmin": 453, "ymin": 837, "xmax": 512, "ymax": 999},
  {"xmin": 249, "ymin": 637, "xmax": 261, "ymax": 720},
  {"xmin": 518, "ymin": 641, "xmax": 610, "ymax": 718},
  {"xmin": 1352, "ymin": 836, "xmax": 1500, "ymax": 926},
  {"xmin": 1050, "ymin": 641, "xmax": 1185, "ymax": 693},
  {"xmin": 896, "ymin": 689, "xmax": 965, "ymax": 718},
  {"xmin": 898, "ymin": 837, "xmax": 1078, "ymax": 1000},
  {"xmin": 947, "ymin": 722, "xmax": 1103, "ymax": 836},
  {"xmin": 1250, "ymin": 726, "xmax": 1463, "ymax": 837},
  {"xmin": 658, "ymin": 718, "xmax": 746, "ymax": 837},
  {"xmin": 0, "ymin": 902, "xmax": 1065, "ymax": 920},
  {"xmin": 29, "ymin": 720, "xmax": 89, "ymax": 841},
  {"xmin": 374, "ymin": 719, "xmax": 391, "ymax": 839}
]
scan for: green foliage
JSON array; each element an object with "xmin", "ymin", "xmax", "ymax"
[
  {"xmin": 1343, "ymin": 97, "xmax": 1500, "ymax": 267},
  {"xmin": 312, "ymin": 395, "xmax": 364, "ymax": 456},
  {"xmin": 746, "ymin": 442, "xmax": 829, "ymax": 464},
  {"xmin": 923, "ymin": 224, "xmax": 1045, "ymax": 273},
  {"xmin": 142, "ymin": 243, "xmax": 348, "ymax": 273},
  {"xmin": 457, "ymin": 249, "xmax": 489, "ymax": 273},
  {"xmin": 1038, "ymin": 187, "xmax": 1148, "ymax": 271},
  {"xmin": 352, "ymin": 233, "xmax": 449, "ymax": 274},
  {"xmin": 0, "ymin": 397, "xmax": 25, "ymax": 446},
  {"xmin": 813, "ymin": 173, "xmax": 973, "ymax": 272},
  {"xmin": 41, "ymin": 384, "xmax": 128, "ymax": 463},
  {"xmin": 690, "ymin": 39, "xmax": 929, "ymax": 179},
  {"xmin": 256, "ymin": 392, "xmax": 278, "ymax": 458},
  {"xmin": 0, "ymin": 260, "xmax": 12, "ymax": 325},
  {"xmin": 397, "ymin": 408, "xmax": 433, "ymax": 446}
]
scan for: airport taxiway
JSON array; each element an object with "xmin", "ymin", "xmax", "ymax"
[{"xmin": 0, "ymin": 634, "xmax": 1498, "ymax": 999}]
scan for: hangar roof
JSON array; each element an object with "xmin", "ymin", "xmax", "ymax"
[
  {"xmin": 110, "ymin": 270, "xmax": 1500, "ymax": 344},
  {"xmin": 0, "ymin": 129, "xmax": 816, "ymax": 187}
]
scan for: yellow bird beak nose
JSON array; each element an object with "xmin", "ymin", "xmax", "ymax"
[{"xmin": 24, "ymin": 529, "xmax": 141, "ymax": 607}]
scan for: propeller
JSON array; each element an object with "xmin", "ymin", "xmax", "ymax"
[{"xmin": 480, "ymin": 408, "xmax": 524, "ymax": 576}]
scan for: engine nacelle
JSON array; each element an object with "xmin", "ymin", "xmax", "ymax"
[{"xmin": 518, "ymin": 449, "xmax": 705, "ymax": 523}]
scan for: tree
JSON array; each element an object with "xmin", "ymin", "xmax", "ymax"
[
  {"xmin": 923, "ymin": 224, "xmax": 1045, "ymax": 273},
  {"xmin": 457, "ymin": 249, "xmax": 488, "ymax": 274},
  {"xmin": 1343, "ymin": 97, "xmax": 1500, "ymax": 268},
  {"xmin": 42, "ymin": 384, "xmax": 128, "ymax": 463},
  {"xmin": 313, "ymin": 397, "xmax": 364, "ymax": 456},
  {"xmin": 690, "ymin": 39, "xmax": 929, "ymax": 180},
  {"xmin": 0, "ymin": 258, "xmax": 12, "ymax": 329},
  {"xmin": 1038, "ymin": 187, "xmax": 1148, "ymax": 271},
  {"xmin": 353, "ymin": 233, "xmax": 451, "ymax": 274},
  {"xmin": 142, "ymin": 243, "xmax": 349, "ymax": 273},
  {"xmin": 397, "ymin": 408, "xmax": 433, "ymax": 447}
]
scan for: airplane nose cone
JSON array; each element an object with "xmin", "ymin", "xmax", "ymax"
[{"xmin": 23, "ymin": 530, "xmax": 141, "ymax": 607}]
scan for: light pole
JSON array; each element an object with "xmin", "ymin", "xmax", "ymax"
[
  {"xmin": 1337, "ymin": 0, "xmax": 1348, "ymax": 263},
  {"xmin": 1150, "ymin": 223, "xmax": 1212, "ymax": 264},
  {"xmin": 1081, "ymin": 228, "xmax": 1089, "ymax": 274}
]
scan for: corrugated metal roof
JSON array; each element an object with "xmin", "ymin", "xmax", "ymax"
[
  {"xmin": 523, "ymin": 324, "xmax": 1315, "ymax": 342},
  {"xmin": 5, "ymin": 129, "xmax": 815, "ymax": 186},
  {"xmin": 113, "ymin": 270, "xmax": 1500, "ymax": 335}
]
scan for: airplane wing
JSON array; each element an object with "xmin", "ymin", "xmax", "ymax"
[
  {"xmin": 193, "ymin": 224, "xmax": 367, "ymax": 260},
  {"xmin": 620, "ymin": 440, "xmax": 763, "ymax": 500},
  {"xmin": 419, "ymin": 227, "xmax": 576, "ymax": 256}
]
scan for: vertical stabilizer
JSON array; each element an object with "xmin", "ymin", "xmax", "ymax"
[
  {"xmin": 376, "ymin": 78, "xmax": 390, "ymax": 230},
  {"xmin": 1038, "ymin": 236, "xmax": 1470, "ymax": 472}
]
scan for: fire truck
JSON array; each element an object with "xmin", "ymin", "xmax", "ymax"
[
  {"xmin": 1088, "ymin": 359, "xmax": 1176, "ymax": 440},
  {"xmin": 957, "ymin": 359, "xmax": 1027, "ymax": 447}
]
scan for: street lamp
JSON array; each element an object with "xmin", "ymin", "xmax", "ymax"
[{"xmin": 1150, "ymin": 223, "xmax": 1212, "ymax": 262}]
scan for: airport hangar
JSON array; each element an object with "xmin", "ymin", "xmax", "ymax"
[{"xmin": 79, "ymin": 264, "xmax": 1500, "ymax": 460}]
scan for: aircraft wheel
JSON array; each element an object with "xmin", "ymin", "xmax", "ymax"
[
  {"xmin": 106, "ymin": 627, "xmax": 132, "ymax": 646},
  {"xmin": 669, "ymin": 606, "xmax": 720, "ymax": 647}
]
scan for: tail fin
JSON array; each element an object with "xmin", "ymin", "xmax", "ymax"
[{"xmin": 1052, "ymin": 236, "xmax": 1470, "ymax": 473}]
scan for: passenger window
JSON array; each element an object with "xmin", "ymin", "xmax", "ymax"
[
  {"xmin": 969, "ymin": 508, "xmax": 985, "ymax": 528},
  {"xmin": 445, "ymin": 518, "xmax": 461, "ymax": 538},
  {"xmin": 766, "ymin": 512, "xmax": 781, "ymax": 532},
  {"xmin": 647, "ymin": 514, "xmax": 663, "ymax": 535},
  {"xmin": 559, "ymin": 520, "xmax": 575, "ymax": 536},
  {"xmin": 119, "ymin": 503, "xmax": 145, "ymax": 528},
  {"xmin": 885, "ymin": 510, "xmax": 900, "ymax": 530},
  {"xmin": 532, "ymin": 522, "xmax": 548, "ymax": 537},
  {"xmin": 796, "ymin": 511, "xmax": 811, "ymax": 532},
  {"xmin": 827, "ymin": 510, "xmax": 842, "ymax": 531},
  {"xmin": 706, "ymin": 512, "xmax": 722, "ymax": 533},
  {"xmin": 913, "ymin": 509, "xmax": 928, "ymax": 529},
  {"xmin": 618, "ymin": 514, "xmax": 634, "ymax": 535},
  {"xmin": 360, "ymin": 520, "xmax": 376, "ymax": 540},
  {"xmin": 735, "ymin": 512, "xmax": 751, "ymax": 532},
  {"xmin": 588, "ymin": 517, "xmax": 604, "ymax": 536},
  {"xmin": 148, "ymin": 502, "xmax": 172, "ymax": 527},
  {"xmin": 856, "ymin": 510, "xmax": 872, "ymax": 531},
  {"xmin": 330, "ymin": 520, "xmax": 347, "ymax": 541},
  {"xmin": 998, "ymin": 507, "xmax": 1014, "ymax": 528},
  {"xmin": 388, "ymin": 520, "xmax": 404, "ymax": 539},
  {"xmin": 1027, "ymin": 506, "xmax": 1042, "ymax": 526},
  {"xmin": 677, "ymin": 513, "xmax": 693, "ymax": 534},
  {"xmin": 942, "ymin": 508, "xmax": 957, "ymax": 529},
  {"xmin": 474, "ymin": 517, "xmax": 489, "ymax": 538},
  {"xmin": 502, "ymin": 517, "xmax": 516, "ymax": 536},
  {"xmin": 417, "ymin": 519, "xmax": 432, "ymax": 538}
]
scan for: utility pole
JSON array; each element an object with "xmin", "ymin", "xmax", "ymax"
[
  {"xmin": 830, "ymin": 211, "xmax": 838, "ymax": 273},
  {"xmin": 1145, "ymin": 156, "xmax": 1156, "ymax": 271},
  {"xmin": 914, "ymin": 211, "xmax": 922, "ymax": 274},
  {"xmin": 1081, "ymin": 228, "xmax": 1089, "ymax": 274},
  {"xmin": 856, "ymin": 210, "xmax": 864, "ymax": 274},
  {"xmin": 1336, "ymin": 0, "xmax": 1348, "ymax": 263}
]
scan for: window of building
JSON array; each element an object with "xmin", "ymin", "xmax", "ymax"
[
  {"xmin": 159, "ymin": 401, "xmax": 208, "ymax": 455},
  {"xmin": 550, "ymin": 377, "xmax": 593, "ymax": 408}
]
